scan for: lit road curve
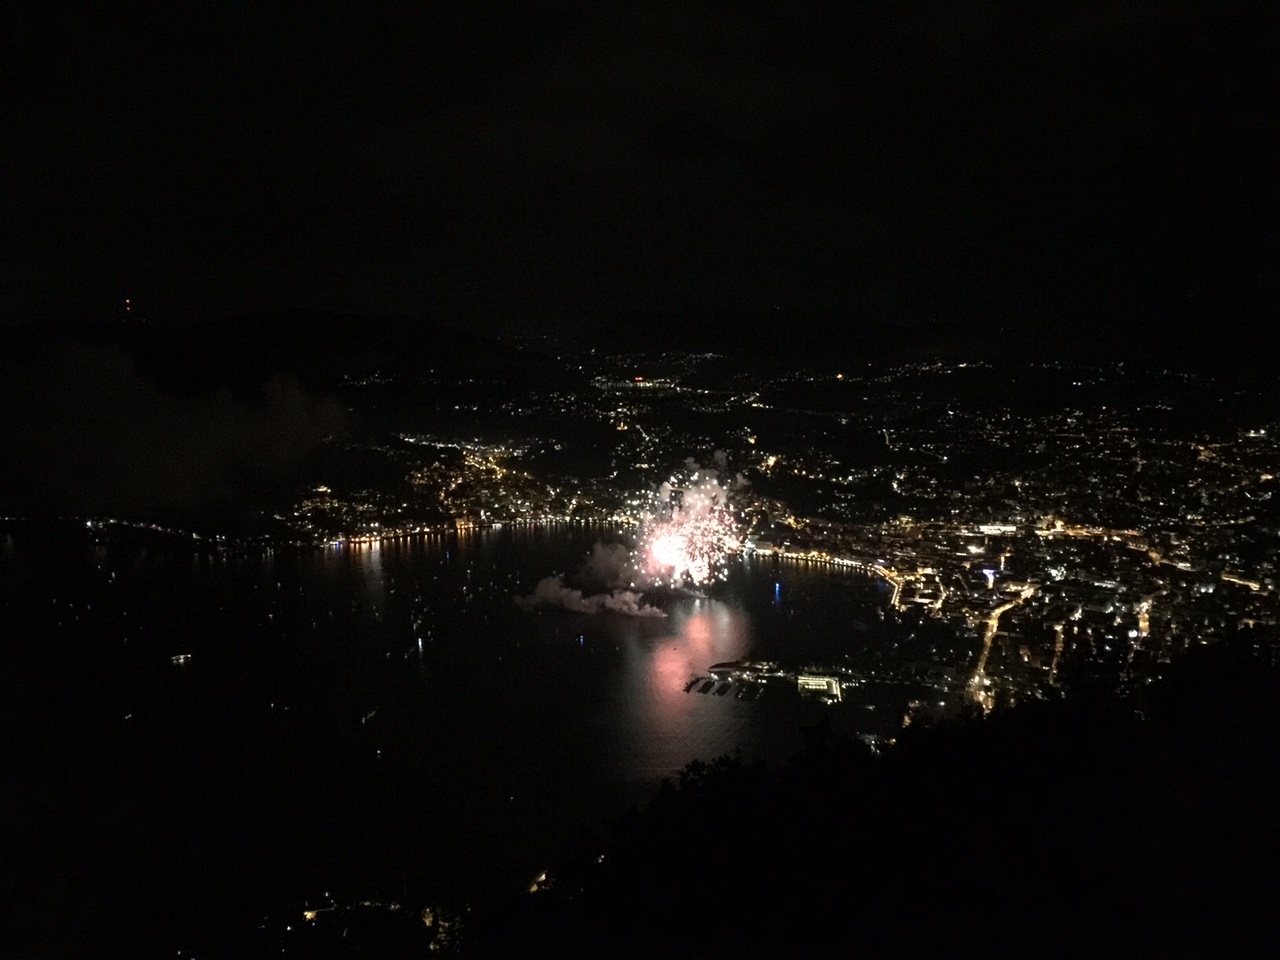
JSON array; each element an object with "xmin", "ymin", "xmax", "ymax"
[{"xmin": 968, "ymin": 583, "xmax": 1038, "ymax": 713}]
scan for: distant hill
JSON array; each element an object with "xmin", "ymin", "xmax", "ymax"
[
  {"xmin": 586, "ymin": 306, "xmax": 1279, "ymax": 377},
  {"xmin": 0, "ymin": 311, "xmax": 571, "ymax": 394}
]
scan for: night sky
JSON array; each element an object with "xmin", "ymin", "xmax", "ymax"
[{"xmin": 2, "ymin": 2, "xmax": 1274, "ymax": 363}]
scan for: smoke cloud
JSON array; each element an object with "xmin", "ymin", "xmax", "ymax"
[
  {"xmin": 517, "ymin": 537, "xmax": 666, "ymax": 617},
  {"xmin": 581, "ymin": 541, "xmax": 632, "ymax": 587},
  {"xmin": 516, "ymin": 574, "xmax": 666, "ymax": 618},
  {"xmin": 0, "ymin": 338, "xmax": 347, "ymax": 517}
]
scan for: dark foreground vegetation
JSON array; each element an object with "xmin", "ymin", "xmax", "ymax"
[
  {"xmin": 469, "ymin": 639, "xmax": 1280, "ymax": 959},
  {"xmin": 5, "ymin": 637, "xmax": 1279, "ymax": 958}
]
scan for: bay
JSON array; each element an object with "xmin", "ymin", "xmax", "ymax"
[{"xmin": 1, "ymin": 520, "xmax": 939, "ymax": 916}]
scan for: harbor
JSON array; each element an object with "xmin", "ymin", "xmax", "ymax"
[{"xmin": 680, "ymin": 657, "xmax": 967, "ymax": 740}]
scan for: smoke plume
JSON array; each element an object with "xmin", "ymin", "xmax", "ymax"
[
  {"xmin": 516, "ymin": 575, "xmax": 666, "ymax": 618},
  {"xmin": 0, "ymin": 338, "xmax": 347, "ymax": 517}
]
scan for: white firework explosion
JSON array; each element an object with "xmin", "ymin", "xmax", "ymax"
[{"xmin": 637, "ymin": 470, "xmax": 741, "ymax": 588}]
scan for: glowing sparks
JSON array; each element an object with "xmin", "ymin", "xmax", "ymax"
[
  {"xmin": 637, "ymin": 470, "xmax": 742, "ymax": 588},
  {"xmin": 515, "ymin": 460, "xmax": 744, "ymax": 615},
  {"xmin": 647, "ymin": 532, "xmax": 685, "ymax": 570}
]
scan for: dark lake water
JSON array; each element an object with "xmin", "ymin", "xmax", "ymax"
[{"xmin": 2, "ymin": 520, "xmax": 953, "ymax": 930}]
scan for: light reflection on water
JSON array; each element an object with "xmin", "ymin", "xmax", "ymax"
[
  {"xmin": 3, "ymin": 520, "xmax": 922, "ymax": 895},
  {"xmin": 624, "ymin": 601, "xmax": 753, "ymax": 776},
  {"xmin": 314, "ymin": 523, "xmax": 899, "ymax": 784}
]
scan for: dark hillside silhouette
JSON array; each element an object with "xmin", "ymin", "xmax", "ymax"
[{"xmin": 471, "ymin": 638, "xmax": 1280, "ymax": 959}]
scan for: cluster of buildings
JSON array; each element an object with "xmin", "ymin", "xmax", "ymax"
[{"xmin": 277, "ymin": 354, "xmax": 1278, "ymax": 712}]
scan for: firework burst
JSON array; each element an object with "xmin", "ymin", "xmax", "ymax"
[
  {"xmin": 637, "ymin": 470, "xmax": 742, "ymax": 588},
  {"xmin": 515, "ymin": 464, "xmax": 743, "ymax": 616}
]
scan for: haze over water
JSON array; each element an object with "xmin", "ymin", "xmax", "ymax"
[{"xmin": 4, "ymin": 521, "xmax": 919, "ymax": 903}]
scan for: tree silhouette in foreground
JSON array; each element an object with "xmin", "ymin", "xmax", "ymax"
[{"xmin": 470, "ymin": 639, "xmax": 1280, "ymax": 959}]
